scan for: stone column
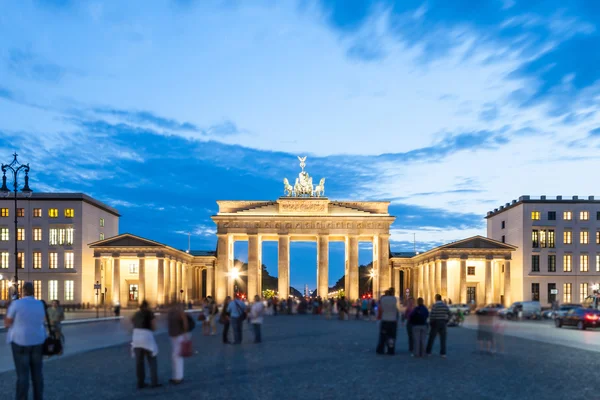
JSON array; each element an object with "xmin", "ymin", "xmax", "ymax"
[
  {"xmin": 157, "ymin": 258, "xmax": 164, "ymax": 306},
  {"xmin": 164, "ymin": 259, "xmax": 171, "ymax": 304},
  {"xmin": 418, "ymin": 264, "xmax": 423, "ymax": 299},
  {"xmin": 138, "ymin": 257, "xmax": 145, "ymax": 304},
  {"xmin": 170, "ymin": 260, "xmax": 177, "ymax": 303},
  {"xmin": 347, "ymin": 235, "xmax": 359, "ymax": 300},
  {"xmin": 429, "ymin": 262, "xmax": 436, "ymax": 301},
  {"xmin": 248, "ymin": 235, "xmax": 261, "ymax": 300},
  {"xmin": 94, "ymin": 257, "xmax": 102, "ymax": 285},
  {"xmin": 485, "ymin": 257, "xmax": 492, "ymax": 304},
  {"xmin": 216, "ymin": 234, "xmax": 230, "ymax": 304},
  {"xmin": 394, "ymin": 268, "xmax": 400, "ymax": 296},
  {"xmin": 278, "ymin": 235, "xmax": 290, "ymax": 299},
  {"xmin": 197, "ymin": 268, "xmax": 203, "ymax": 300},
  {"xmin": 440, "ymin": 260, "xmax": 448, "ymax": 299},
  {"xmin": 460, "ymin": 258, "xmax": 467, "ymax": 304},
  {"xmin": 493, "ymin": 261, "xmax": 500, "ymax": 302},
  {"xmin": 378, "ymin": 234, "xmax": 390, "ymax": 297},
  {"xmin": 206, "ymin": 266, "xmax": 214, "ymax": 299},
  {"xmin": 317, "ymin": 235, "xmax": 329, "ymax": 299},
  {"xmin": 112, "ymin": 257, "xmax": 120, "ymax": 306},
  {"xmin": 423, "ymin": 262, "xmax": 429, "ymax": 304},
  {"xmin": 435, "ymin": 260, "xmax": 441, "ymax": 297},
  {"xmin": 504, "ymin": 260, "xmax": 511, "ymax": 307}
]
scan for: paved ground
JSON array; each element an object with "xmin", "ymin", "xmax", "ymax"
[{"xmin": 0, "ymin": 315, "xmax": 598, "ymax": 400}]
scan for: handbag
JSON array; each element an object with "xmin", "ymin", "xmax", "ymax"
[
  {"xmin": 41, "ymin": 301, "xmax": 63, "ymax": 357},
  {"xmin": 197, "ymin": 312, "xmax": 206, "ymax": 322},
  {"xmin": 179, "ymin": 339, "xmax": 193, "ymax": 357},
  {"xmin": 235, "ymin": 300, "xmax": 247, "ymax": 321}
]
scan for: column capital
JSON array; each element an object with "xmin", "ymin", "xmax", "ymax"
[
  {"xmin": 460, "ymin": 254, "xmax": 469, "ymax": 260},
  {"xmin": 379, "ymin": 233, "xmax": 391, "ymax": 239},
  {"xmin": 504, "ymin": 255, "xmax": 512, "ymax": 261},
  {"xmin": 137, "ymin": 253, "xmax": 146, "ymax": 259},
  {"xmin": 485, "ymin": 255, "xmax": 494, "ymax": 260},
  {"xmin": 111, "ymin": 252, "xmax": 120, "ymax": 258}
]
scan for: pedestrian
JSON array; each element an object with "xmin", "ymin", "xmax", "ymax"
[
  {"xmin": 209, "ymin": 297, "xmax": 218, "ymax": 335},
  {"xmin": 227, "ymin": 295, "xmax": 247, "ymax": 344},
  {"xmin": 403, "ymin": 298, "xmax": 415, "ymax": 353},
  {"xmin": 5, "ymin": 282, "xmax": 46, "ymax": 400},
  {"xmin": 114, "ymin": 303, "xmax": 121, "ymax": 318},
  {"xmin": 200, "ymin": 298, "xmax": 210, "ymax": 336},
  {"xmin": 426, "ymin": 294, "xmax": 451, "ymax": 358},
  {"xmin": 131, "ymin": 300, "xmax": 161, "ymax": 389},
  {"xmin": 167, "ymin": 303, "xmax": 190, "ymax": 385},
  {"xmin": 376, "ymin": 288, "xmax": 399, "ymax": 355},
  {"xmin": 221, "ymin": 296, "xmax": 232, "ymax": 344},
  {"xmin": 250, "ymin": 295, "xmax": 265, "ymax": 343},
  {"xmin": 476, "ymin": 309, "xmax": 494, "ymax": 353},
  {"xmin": 47, "ymin": 300, "xmax": 64, "ymax": 346},
  {"xmin": 409, "ymin": 297, "xmax": 429, "ymax": 357}
]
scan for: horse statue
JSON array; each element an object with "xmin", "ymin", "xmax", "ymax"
[
  {"xmin": 283, "ymin": 178, "xmax": 293, "ymax": 197},
  {"xmin": 314, "ymin": 178, "xmax": 325, "ymax": 197}
]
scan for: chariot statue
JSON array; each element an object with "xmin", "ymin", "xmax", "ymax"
[{"xmin": 282, "ymin": 156, "xmax": 326, "ymax": 197}]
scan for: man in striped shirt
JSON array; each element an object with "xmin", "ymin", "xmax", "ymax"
[{"xmin": 426, "ymin": 293, "xmax": 451, "ymax": 357}]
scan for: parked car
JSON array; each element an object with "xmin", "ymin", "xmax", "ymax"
[
  {"xmin": 502, "ymin": 301, "xmax": 542, "ymax": 320},
  {"xmin": 449, "ymin": 303, "xmax": 470, "ymax": 315},
  {"xmin": 476, "ymin": 303, "xmax": 504, "ymax": 316},
  {"xmin": 553, "ymin": 304, "xmax": 582, "ymax": 319},
  {"xmin": 542, "ymin": 309, "xmax": 555, "ymax": 319},
  {"xmin": 555, "ymin": 308, "xmax": 600, "ymax": 330}
]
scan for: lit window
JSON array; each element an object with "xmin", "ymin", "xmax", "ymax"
[
  {"xmin": 580, "ymin": 211, "xmax": 589, "ymax": 221},
  {"xmin": 48, "ymin": 208, "xmax": 58, "ymax": 218},
  {"xmin": 16, "ymin": 208, "xmax": 24, "ymax": 217},
  {"xmin": 531, "ymin": 283, "xmax": 540, "ymax": 301},
  {"xmin": 580, "ymin": 283, "xmax": 588, "ymax": 302},
  {"xmin": 564, "ymin": 230, "xmax": 572, "ymax": 244},
  {"xmin": 597, "ymin": 231, "xmax": 600, "ymax": 245},
  {"xmin": 547, "ymin": 230, "xmax": 555, "ymax": 248},
  {"xmin": 65, "ymin": 228, "xmax": 74, "ymax": 245},
  {"xmin": 64, "ymin": 280, "xmax": 74, "ymax": 301},
  {"xmin": 531, "ymin": 211, "xmax": 540, "ymax": 220},
  {"xmin": 0, "ymin": 252, "xmax": 8, "ymax": 268},
  {"xmin": 580, "ymin": 230, "xmax": 589, "ymax": 244},
  {"xmin": 65, "ymin": 252, "xmax": 74, "ymax": 269},
  {"xmin": 564, "ymin": 211, "xmax": 572, "ymax": 220},
  {"xmin": 33, "ymin": 208, "xmax": 42, "ymax": 218},
  {"xmin": 100, "ymin": 218, "xmax": 105, "ymax": 227},
  {"xmin": 540, "ymin": 230, "xmax": 547, "ymax": 248},
  {"xmin": 33, "ymin": 252, "xmax": 41, "ymax": 269},
  {"xmin": 49, "ymin": 252, "xmax": 58, "ymax": 269},
  {"xmin": 48, "ymin": 280, "xmax": 58, "ymax": 300},
  {"xmin": 532, "ymin": 230, "xmax": 539, "ymax": 248},
  {"xmin": 129, "ymin": 263, "xmax": 138, "ymax": 274},
  {"xmin": 0, "ymin": 228, "xmax": 9, "ymax": 241},
  {"xmin": 467, "ymin": 266, "xmax": 475, "ymax": 275},
  {"xmin": 1, "ymin": 208, "xmax": 8, "ymax": 217},
  {"xmin": 100, "ymin": 232, "xmax": 104, "ymax": 240},
  {"xmin": 129, "ymin": 284, "xmax": 139, "ymax": 301},
  {"xmin": 597, "ymin": 255, "xmax": 600, "ymax": 272},
  {"xmin": 33, "ymin": 228, "xmax": 42, "ymax": 241},
  {"xmin": 563, "ymin": 283, "xmax": 572, "ymax": 303},
  {"xmin": 17, "ymin": 228, "xmax": 25, "ymax": 241},
  {"xmin": 531, "ymin": 255, "xmax": 540, "ymax": 272},
  {"xmin": 580, "ymin": 254, "xmax": 589, "ymax": 272},
  {"xmin": 49, "ymin": 229, "xmax": 58, "ymax": 246},
  {"xmin": 17, "ymin": 252, "xmax": 24, "ymax": 269},
  {"xmin": 33, "ymin": 280, "xmax": 42, "ymax": 299},
  {"xmin": 548, "ymin": 255, "xmax": 556, "ymax": 272},
  {"xmin": 64, "ymin": 208, "xmax": 74, "ymax": 218},
  {"xmin": 564, "ymin": 254, "xmax": 572, "ymax": 272}
]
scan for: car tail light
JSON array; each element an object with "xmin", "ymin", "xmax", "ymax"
[{"xmin": 585, "ymin": 314, "xmax": 599, "ymax": 320}]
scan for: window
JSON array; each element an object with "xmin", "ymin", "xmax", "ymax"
[
  {"xmin": 564, "ymin": 230, "xmax": 572, "ymax": 244},
  {"xmin": 548, "ymin": 211, "xmax": 556, "ymax": 221},
  {"xmin": 32, "ymin": 228, "xmax": 42, "ymax": 241},
  {"xmin": 49, "ymin": 252, "xmax": 58, "ymax": 269},
  {"xmin": 531, "ymin": 255, "xmax": 540, "ymax": 272},
  {"xmin": 597, "ymin": 231, "xmax": 600, "ymax": 245},
  {"xmin": 501, "ymin": 220, "xmax": 505, "ymax": 229},
  {"xmin": 16, "ymin": 208, "xmax": 24, "ymax": 217},
  {"xmin": 129, "ymin": 284, "xmax": 139, "ymax": 301},
  {"xmin": 597, "ymin": 211, "xmax": 600, "ymax": 221},
  {"xmin": 33, "ymin": 252, "xmax": 41, "ymax": 269},
  {"xmin": 17, "ymin": 228, "xmax": 25, "ymax": 241},
  {"xmin": 548, "ymin": 254, "xmax": 556, "ymax": 272},
  {"xmin": 563, "ymin": 283, "xmax": 572, "ymax": 303},
  {"xmin": 64, "ymin": 281, "xmax": 74, "ymax": 301},
  {"xmin": 580, "ymin": 211, "xmax": 589, "ymax": 221},
  {"xmin": 580, "ymin": 283, "xmax": 589, "ymax": 302},
  {"xmin": 100, "ymin": 232, "xmax": 104, "ymax": 240},
  {"xmin": 48, "ymin": 208, "xmax": 58, "ymax": 218},
  {"xmin": 532, "ymin": 283, "xmax": 540, "ymax": 301},
  {"xmin": 581, "ymin": 230, "xmax": 589, "ymax": 244},
  {"xmin": 501, "ymin": 235, "xmax": 505, "ymax": 243},
  {"xmin": 581, "ymin": 254, "xmax": 589, "ymax": 272},
  {"xmin": 33, "ymin": 208, "xmax": 41, "ymax": 218},
  {"xmin": 33, "ymin": 280, "xmax": 42, "ymax": 299},
  {"xmin": 564, "ymin": 211, "xmax": 572, "ymax": 220},
  {"xmin": 597, "ymin": 255, "xmax": 600, "ymax": 272},
  {"xmin": 49, "ymin": 229, "xmax": 58, "ymax": 246},
  {"xmin": 0, "ymin": 228, "xmax": 8, "ymax": 241},
  {"xmin": 1, "ymin": 208, "xmax": 8, "ymax": 217},
  {"xmin": 100, "ymin": 218, "xmax": 105, "ymax": 227},
  {"xmin": 531, "ymin": 211, "xmax": 541, "ymax": 220},
  {"xmin": 65, "ymin": 228, "xmax": 74, "ymax": 245},
  {"xmin": 64, "ymin": 208, "xmax": 74, "ymax": 218},
  {"xmin": 0, "ymin": 252, "xmax": 8, "ymax": 269},
  {"xmin": 65, "ymin": 252, "xmax": 74, "ymax": 269},
  {"xmin": 564, "ymin": 254, "xmax": 572, "ymax": 272},
  {"xmin": 548, "ymin": 283, "xmax": 557, "ymax": 304},
  {"xmin": 48, "ymin": 280, "xmax": 58, "ymax": 300},
  {"xmin": 467, "ymin": 266, "xmax": 476, "ymax": 275},
  {"xmin": 17, "ymin": 252, "xmax": 24, "ymax": 269},
  {"xmin": 532, "ymin": 230, "xmax": 539, "ymax": 248},
  {"xmin": 547, "ymin": 230, "xmax": 555, "ymax": 248},
  {"xmin": 129, "ymin": 263, "xmax": 138, "ymax": 274}
]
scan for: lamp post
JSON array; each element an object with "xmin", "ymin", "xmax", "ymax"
[{"xmin": 0, "ymin": 153, "xmax": 32, "ymax": 300}]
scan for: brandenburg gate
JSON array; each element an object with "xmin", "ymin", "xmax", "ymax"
[{"xmin": 211, "ymin": 157, "xmax": 396, "ymax": 304}]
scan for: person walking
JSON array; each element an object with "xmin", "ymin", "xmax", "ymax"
[
  {"xmin": 227, "ymin": 296, "xmax": 247, "ymax": 344},
  {"xmin": 131, "ymin": 300, "xmax": 161, "ymax": 389},
  {"xmin": 167, "ymin": 303, "xmax": 189, "ymax": 385},
  {"xmin": 403, "ymin": 298, "xmax": 415, "ymax": 353},
  {"xmin": 250, "ymin": 295, "xmax": 265, "ymax": 343},
  {"xmin": 221, "ymin": 297, "xmax": 232, "ymax": 344},
  {"xmin": 209, "ymin": 297, "xmax": 219, "ymax": 335},
  {"xmin": 426, "ymin": 294, "xmax": 451, "ymax": 358},
  {"xmin": 5, "ymin": 282, "xmax": 46, "ymax": 400},
  {"xmin": 409, "ymin": 297, "xmax": 429, "ymax": 357},
  {"xmin": 47, "ymin": 300, "xmax": 64, "ymax": 346},
  {"xmin": 376, "ymin": 288, "xmax": 399, "ymax": 355}
]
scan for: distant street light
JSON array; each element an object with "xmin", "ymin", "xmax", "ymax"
[
  {"xmin": 229, "ymin": 267, "xmax": 240, "ymax": 298},
  {"xmin": 369, "ymin": 269, "xmax": 376, "ymax": 297}
]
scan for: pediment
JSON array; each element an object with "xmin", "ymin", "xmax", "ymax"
[
  {"xmin": 89, "ymin": 233, "xmax": 164, "ymax": 248},
  {"xmin": 440, "ymin": 236, "xmax": 516, "ymax": 250}
]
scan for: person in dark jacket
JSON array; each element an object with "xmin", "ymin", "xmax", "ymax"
[
  {"xmin": 221, "ymin": 297, "xmax": 231, "ymax": 344},
  {"xmin": 426, "ymin": 294, "xmax": 451, "ymax": 357},
  {"xmin": 409, "ymin": 297, "xmax": 429, "ymax": 357}
]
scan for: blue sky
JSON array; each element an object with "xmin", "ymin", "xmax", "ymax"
[{"xmin": 1, "ymin": 0, "xmax": 600, "ymax": 290}]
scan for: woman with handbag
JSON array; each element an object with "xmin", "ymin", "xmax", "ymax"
[
  {"xmin": 221, "ymin": 296, "xmax": 232, "ymax": 344},
  {"xmin": 167, "ymin": 303, "xmax": 190, "ymax": 385}
]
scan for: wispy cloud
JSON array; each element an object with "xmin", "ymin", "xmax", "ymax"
[{"xmin": 7, "ymin": 49, "xmax": 69, "ymax": 83}]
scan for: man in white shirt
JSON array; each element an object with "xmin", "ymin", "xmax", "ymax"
[
  {"xmin": 5, "ymin": 282, "xmax": 46, "ymax": 400},
  {"xmin": 376, "ymin": 287, "xmax": 399, "ymax": 355},
  {"xmin": 250, "ymin": 295, "xmax": 265, "ymax": 343}
]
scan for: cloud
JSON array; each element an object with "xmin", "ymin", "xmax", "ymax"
[
  {"xmin": 0, "ymin": 87, "xmax": 14, "ymax": 101},
  {"xmin": 93, "ymin": 107, "xmax": 200, "ymax": 132},
  {"xmin": 479, "ymin": 103, "xmax": 499, "ymax": 121},
  {"xmin": 7, "ymin": 49, "xmax": 68, "ymax": 83}
]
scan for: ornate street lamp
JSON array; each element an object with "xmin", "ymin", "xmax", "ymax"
[{"xmin": 0, "ymin": 153, "xmax": 33, "ymax": 299}]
